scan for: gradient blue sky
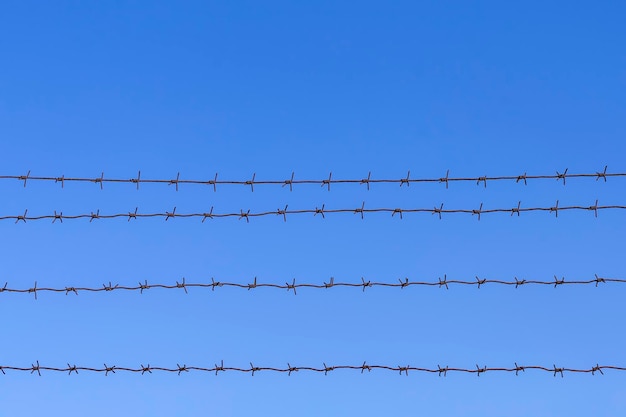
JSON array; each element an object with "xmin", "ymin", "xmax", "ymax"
[{"xmin": 1, "ymin": 2, "xmax": 625, "ymax": 416}]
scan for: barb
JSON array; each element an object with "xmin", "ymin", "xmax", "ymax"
[
  {"xmin": 1, "ymin": 167, "xmax": 622, "ymax": 190},
  {"xmin": 2, "ymin": 202, "xmax": 624, "ymax": 223},
  {"xmin": 0, "ymin": 274, "xmax": 622, "ymax": 297},
  {"xmin": 1, "ymin": 362, "xmax": 623, "ymax": 376}
]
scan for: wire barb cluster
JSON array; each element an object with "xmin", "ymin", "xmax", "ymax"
[
  {"xmin": 2, "ymin": 167, "xmax": 620, "ymax": 191},
  {"xmin": 0, "ymin": 274, "xmax": 620, "ymax": 299},
  {"xmin": 1, "ymin": 361, "xmax": 621, "ymax": 377},
  {"xmin": 2, "ymin": 201, "xmax": 623, "ymax": 224}
]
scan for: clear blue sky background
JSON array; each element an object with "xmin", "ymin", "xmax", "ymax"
[{"xmin": 1, "ymin": 1, "xmax": 625, "ymax": 416}]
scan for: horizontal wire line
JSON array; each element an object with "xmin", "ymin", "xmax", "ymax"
[
  {"xmin": 2, "ymin": 275, "xmax": 620, "ymax": 298},
  {"xmin": 2, "ymin": 202, "xmax": 621, "ymax": 223},
  {"xmin": 2, "ymin": 361, "xmax": 620, "ymax": 377},
  {"xmin": 1, "ymin": 166, "xmax": 619, "ymax": 191}
]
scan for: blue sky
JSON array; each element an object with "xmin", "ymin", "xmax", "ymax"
[{"xmin": 1, "ymin": 1, "xmax": 625, "ymax": 416}]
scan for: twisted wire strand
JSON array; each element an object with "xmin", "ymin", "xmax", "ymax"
[
  {"xmin": 1, "ymin": 275, "xmax": 621, "ymax": 299},
  {"xmin": 1, "ymin": 166, "xmax": 619, "ymax": 191},
  {"xmin": 2, "ymin": 201, "xmax": 623, "ymax": 224},
  {"xmin": 1, "ymin": 361, "xmax": 621, "ymax": 377}
]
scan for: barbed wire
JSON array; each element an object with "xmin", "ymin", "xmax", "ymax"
[
  {"xmin": 2, "ymin": 201, "xmax": 623, "ymax": 224},
  {"xmin": 1, "ymin": 166, "xmax": 620, "ymax": 191},
  {"xmin": 2, "ymin": 275, "xmax": 622, "ymax": 299},
  {"xmin": 1, "ymin": 361, "xmax": 622, "ymax": 377}
]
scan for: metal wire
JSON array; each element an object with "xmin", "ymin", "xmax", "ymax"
[
  {"xmin": 2, "ymin": 201, "xmax": 622, "ymax": 223},
  {"xmin": 1, "ymin": 166, "xmax": 619, "ymax": 191},
  {"xmin": 1, "ymin": 275, "xmax": 621, "ymax": 299},
  {"xmin": 1, "ymin": 361, "xmax": 620, "ymax": 377},
  {"xmin": 2, "ymin": 167, "xmax": 623, "ymax": 384}
]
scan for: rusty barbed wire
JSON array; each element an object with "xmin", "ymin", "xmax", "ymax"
[
  {"xmin": 1, "ymin": 201, "xmax": 623, "ymax": 224},
  {"xmin": 1, "ymin": 274, "xmax": 621, "ymax": 299},
  {"xmin": 1, "ymin": 166, "xmax": 620, "ymax": 191},
  {"xmin": 1, "ymin": 361, "xmax": 621, "ymax": 377}
]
